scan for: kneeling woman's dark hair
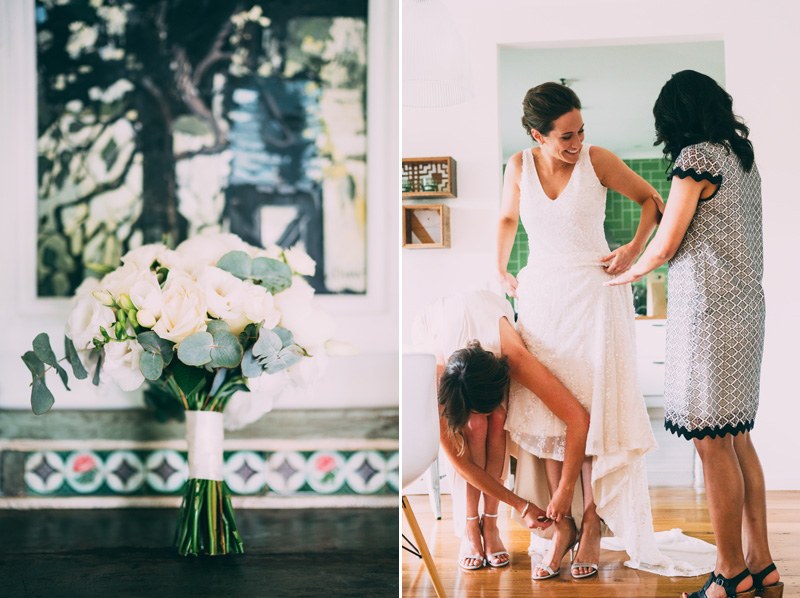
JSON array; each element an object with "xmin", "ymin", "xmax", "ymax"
[
  {"xmin": 438, "ymin": 341, "xmax": 510, "ymax": 451},
  {"xmin": 653, "ymin": 69, "xmax": 754, "ymax": 171}
]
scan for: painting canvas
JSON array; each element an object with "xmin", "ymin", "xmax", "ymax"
[{"xmin": 35, "ymin": 0, "xmax": 368, "ymax": 297}]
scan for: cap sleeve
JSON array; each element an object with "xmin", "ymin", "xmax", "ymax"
[{"xmin": 671, "ymin": 144, "xmax": 723, "ymax": 200}]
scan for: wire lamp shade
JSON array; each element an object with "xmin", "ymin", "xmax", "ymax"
[{"xmin": 402, "ymin": 0, "xmax": 474, "ymax": 107}]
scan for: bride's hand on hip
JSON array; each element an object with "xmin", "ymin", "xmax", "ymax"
[{"xmin": 499, "ymin": 271, "xmax": 519, "ymax": 298}]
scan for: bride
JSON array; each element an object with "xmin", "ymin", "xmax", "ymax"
[{"xmin": 499, "ymin": 81, "xmax": 712, "ymax": 580}]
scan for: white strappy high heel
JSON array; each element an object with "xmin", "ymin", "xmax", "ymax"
[
  {"xmin": 531, "ymin": 516, "xmax": 577, "ymax": 581},
  {"xmin": 458, "ymin": 515, "xmax": 486, "ymax": 571},
  {"xmin": 480, "ymin": 513, "xmax": 510, "ymax": 567}
]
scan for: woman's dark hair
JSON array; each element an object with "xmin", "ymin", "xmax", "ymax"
[
  {"xmin": 653, "ymin": 70, "xmax": 754, "ymax": 171},
  {"xmin": 438, "ymin": 340, "xmax": 510, "ymax": 440},
  {"xmin": 521, "ymin": 82, "xmax": 582, "ymax": 138}
]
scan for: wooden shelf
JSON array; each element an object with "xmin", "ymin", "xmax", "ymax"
[
  {"xmin": 402, "ymin": 204, "xmax": 450, "ymax": 249},
  {"xmin": 402, "ymin": 156, "xmax": 457, "ymax": 198}
]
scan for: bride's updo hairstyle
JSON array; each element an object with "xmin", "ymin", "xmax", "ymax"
[
  {"xmin": 438, "ymin": 340, "xmax": 510, "ymax": 451},
  {"xmin": 521, "ymin": 82, "xmax": 582, "ymax": 139}
]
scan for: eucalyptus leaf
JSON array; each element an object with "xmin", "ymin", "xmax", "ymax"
[
  {"xmin": 64, "ymin": 337, "xmax": 88, "ymax": 380},
  {"xmin": 137, "ymin": 331, "xmax": 175, "ymax": 366},
  {"xmin": 170, "ymin": 360, "xmax": 210, "ymax": 398},
  {"xmin": 252, "ymin": 329, "xmax": 282, "ymax": 359},
  {"xmin": 21, "ymin": 351, "xmax": 45, "ymax": 377},
  {"xmin": 208, "ymin": 330, "xmax": 244, "ymax": 369},
  {"xmin": 32, "ymin": 333, "xmax": 69, "ymax": 390},
  {"xmin": 206, "ymin": 320, "xmax": 231, "ymax": 335},
  {"xmin": 239, "ymin": 322, "xmax": 260, "ymax": 349},
  {"xmin": 31, "ymin": 377, "xmax": 55, "ymax": 415},
  {"xmin": 240, "ymin": 349, "xmax": 263, "ymax": 378},
  {"xmin": 262, "ymin": 344, "xmax": 305, "ymax": 374},
  {"xmin": 251, "ymin": 257, "xmax": 292, "ymax": 294},
  {"xmin": 216, "ymin": 251, "xmax": 252, "ymax": 279},
  {"xmin": 140, "ymin": 351, "xmax": 165, "ymax": 380},
  {"xmin": 92, "ymin": 349, "xmax": 103, "ymax": 386},
  {"xmin": 272, "ymin": 327, "xmax": 294, "ymax": 348},
  {"xmin": 209, "ymin": 368, "xmax": 228, "ymax": 396},
  {"xmin": 177, "ymin": 331, "xmax": 213, "ymax": 366}
]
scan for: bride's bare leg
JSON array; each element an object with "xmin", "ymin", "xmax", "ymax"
[
  {"xmin": 533, "ymin": 459, "xmax": 577, "ymax": 578},
  {"xmin": 481, "ymin": 405, "xmax": 509, "ymax": 566},
  {"xmin": 461, "ymin": 414, "xmax": 488, "ymax": 568},
  {"xmin": 573, "ymin": 457, "xmax": 601, "ymax": 577}
]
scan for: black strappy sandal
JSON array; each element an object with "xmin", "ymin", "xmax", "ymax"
[
  {"xmin": 682, "ymin": 569, "xmax": 755, "ymax": 598},
  {"xmin": 752, "ymin": 563, "xmax": 783, "ymax": 598}
]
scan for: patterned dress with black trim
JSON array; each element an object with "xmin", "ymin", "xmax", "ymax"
[{"xmin": 664, "ymin": 141, "xmax": 765, "ymax": 440}]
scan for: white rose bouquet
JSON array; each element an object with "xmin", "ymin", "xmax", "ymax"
[{"xmin": 21, "ymin": 232, "xmax": 333, "ymax": 556}]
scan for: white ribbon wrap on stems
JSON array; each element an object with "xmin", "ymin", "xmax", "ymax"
[{"xmin": 185, "ymin": 411, "xmax": 224, "ymax": 481}]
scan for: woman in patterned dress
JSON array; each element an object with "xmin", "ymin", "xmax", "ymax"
[{"xmin": 608, "ymin": 70, "xmax": 782, "ymax": 598}]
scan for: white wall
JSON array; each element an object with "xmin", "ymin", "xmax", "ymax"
[
  {"xmin": 0, "ymin": 1, "xmax": 399, "ymax": 412},
  {"xmin": 402, "ymin": 0, "xmax": 800, "ymax": 489}
]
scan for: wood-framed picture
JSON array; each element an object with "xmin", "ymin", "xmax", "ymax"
[{"xmin": 402, "ymin": 204, "xmax": 450, "ymax": 249}]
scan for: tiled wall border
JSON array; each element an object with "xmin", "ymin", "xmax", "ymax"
[{"xmin": 0, "ymin": 408, "xmax": 398, "ymax": 509}]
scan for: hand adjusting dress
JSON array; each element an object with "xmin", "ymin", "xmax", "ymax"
[{"xmin": 505, "ymin": 144, "xmax": 714, "ymax": 576}]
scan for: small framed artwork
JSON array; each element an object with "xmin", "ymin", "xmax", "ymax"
[
  {"xmin": 402, "ymin": 204, "xmax": 450, "ymax": 249},
  {"xmin": 401, "ymin": 156, "xmax": 457, "ymax": 199}
]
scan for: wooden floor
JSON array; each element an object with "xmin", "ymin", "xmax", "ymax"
[{"xmin": 402, "ymin": 489, "xmax": 798, "ymax": 597}]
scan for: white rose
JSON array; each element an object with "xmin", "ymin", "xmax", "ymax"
[
  {"xmin": 121, "ymin": 242, "xmax": 168, "ymax": 270},
  {"xmin": 100, "ymin": 263, "xmax": 148, "ymax": 298},
  {"xmin": 103, "ymin": 339, "xmax": 144, "ymax": 391},
  {"xmin": 198, "ymin": 266, "xmax": 247, "ymax": 322},
  {"xmin": 236, "ymin": 282, "xmax": 280, "ymax": 331},
  {"xmin": 156, "ymin": 248, "xmax": 191, "ymax": 276},
  {"xmin": 249, "ymin": 244, "xmax": 283, "ymax": 260},
  {"xmin": 66, "ymin": 293, "xmax": 116, "ymax": 351},
  {"xmin": 129, "ymin": 270, "xmax": 163, "ymax": 321},
  {"xmin": 174, "ymin": 232, "xmax": 253, "ymax": 277},
  {"xmin": 223, "ymin": 370, "xmax": 290, "ymax": 431},
  {"xmin": 152, "ymin": 272, "xmax": 208, "ymax": 343},
  {"xmin": 283, "ymin": 245, "xmax": 316, "ymax": 276},
  {"xmin": 74, "ymin": 276, "xmax": 102, "ymax": 298},
  {"xmin": 273, "ymin": 277, "xmax": 334, "ymax": 348},
  {"xmin": 286, "ymin": 352, "xmax": 328, "ymax": 387}
]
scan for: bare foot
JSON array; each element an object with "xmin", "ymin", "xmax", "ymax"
[
  {"xmin": 459, "ymin": 516, "xmax": 484, "ymax": 569},
  {"xmin": 572, "ymin": 512, "xmax": 601, "ymax": 578},
  {"xmin": 481, "ymin": 515, "xmax": 509, "ymax": 567},
  {"xmin": 532, "ymin": 517, "xmax": 577, "ymax": 579}
]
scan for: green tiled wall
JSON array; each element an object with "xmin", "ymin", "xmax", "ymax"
[
  {"xmin": 508, "ymin": 158, "xmax": 670, "ymax": 276},
  {"xmin": 605, "ymin": 158, "xmax": 672, "ymax": 246}
]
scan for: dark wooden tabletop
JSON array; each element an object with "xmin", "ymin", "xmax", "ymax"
[{"xmin": 0, "ymin": 507, "xmax": 398, "ymax": 597}]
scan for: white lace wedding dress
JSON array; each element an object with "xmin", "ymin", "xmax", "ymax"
[{"xmin": 505, "ymin": 144, "xmax": 715, "ymax": 576}]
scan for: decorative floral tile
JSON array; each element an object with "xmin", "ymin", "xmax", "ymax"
[{"xmin": 19, "ymin": 449, "xmax": 399, "ymax": 498}]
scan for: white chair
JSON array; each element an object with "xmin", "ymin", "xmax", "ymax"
[{"xmin": 402, "ymin": 353, "xmax": 446, "ymax": 598}]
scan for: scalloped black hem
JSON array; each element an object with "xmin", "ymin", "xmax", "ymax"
[
  {"xmin": 665, "ymin": 418, "xmax": 754, "ymax": 440},
  {"xmin": 670, "ymin": 167, "xmax": 723, "ymax": 201}
]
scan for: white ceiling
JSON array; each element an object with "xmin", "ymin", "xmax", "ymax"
[{"xmin": 498, "ymin": 41, "xmax": 725, "ymax": 161}]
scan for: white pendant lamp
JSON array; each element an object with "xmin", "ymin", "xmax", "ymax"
[{"xmin": 402, "ymin": 0, "xmax": 474, "ymax": 107}]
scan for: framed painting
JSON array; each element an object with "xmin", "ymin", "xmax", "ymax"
[{"xmin": 32, "ymin": 0, "xmax": 370, "ymax": 298}]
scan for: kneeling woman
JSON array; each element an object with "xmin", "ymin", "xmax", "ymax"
[{"xmin": 413, "ymin": 290, "xmax": 590, "ymax": 572}]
